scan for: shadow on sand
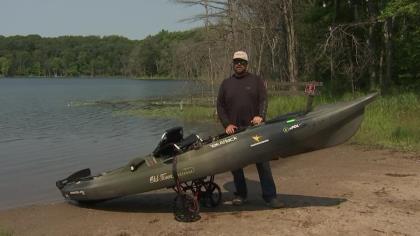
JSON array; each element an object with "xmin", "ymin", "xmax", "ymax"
[{"xmin": 73, "ymin": 179, "xmax": 346, "ymax": 213}]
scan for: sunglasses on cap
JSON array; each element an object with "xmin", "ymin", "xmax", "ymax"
[{"xmin": 233, "ymin": 59, "xmax": 248, "ymax": 65}]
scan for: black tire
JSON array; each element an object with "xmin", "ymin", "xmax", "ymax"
[
  {"xmin": 201, "ymin": 182, "xmax": 222, "ymax": 208},
  {"xmin": 173, "ymin": 193, "xmax": 201, "ymax": 222}
]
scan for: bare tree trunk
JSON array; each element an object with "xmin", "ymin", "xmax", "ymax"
[
  {"xmin": 368, "ymin": 24, "xmax": 377, "ymax": 90},
  {"xmin": 367, "ymin": 1, "xmax": 378, "ymax": 91},
  {"xmin": 265, "ymin": 32, "xmax": 278, "ymax": 76},
  {"xmin": 353, "ymin": 2, "xmax": 359, "ymax": 21},
  {"xmin": 330, "ymin": 50, "xmax": 334, "ymax": 82},
  {"xmin": 347, "ymin": 41, "xmax": 355, "ymax": 95},
  {"xmin": 350, "ymin": 62, "xmax": 355, "ymax": 95},
  {"xmin": 247, "ymin": 27, "xmax": 252, "ymax": 64},
  {"xmin": 379, "ymin": 48, "xmax": 384, "ymax": 95},
  {"xmin": 281, "ymin": 0, "xmax": 298, "ymax": 85},
  {"xmin": 257, "ymin": 26, "xmax": 265, "ymax": 76},
  {"xmin": 367, "ymin": 10, "xmax": 376, "ymax": 90},
  {"xmin": 204, "ymin": 0, "xmax": 215, "ymax": 104},
  {"xmin": 330, "ymin": 0, "xmax": 338, "ymax": 82},
  {"xmin": 383, "ymin": 16, "xmax": 395, "ymax": 94},
  {"xmin": 228, "ymin": 0, "xmax": 238, "ymax": 49}
]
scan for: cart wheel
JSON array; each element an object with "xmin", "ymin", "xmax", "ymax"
[
  {"xmin": 201, "ymin": 182, "xmax": 222, "ymax": 207},
  {"xmin": 173, "ymin": 193, "xmax": 201, "ymax": 222}
]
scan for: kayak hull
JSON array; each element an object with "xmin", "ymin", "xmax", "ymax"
[{"xmin": 57, "ymin": 93, "xmax": 377, "ymax": 202}]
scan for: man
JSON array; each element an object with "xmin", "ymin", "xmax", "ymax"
[{"xmin": 216, "ymin": 51, "xmax": 283, "ymax": 208}]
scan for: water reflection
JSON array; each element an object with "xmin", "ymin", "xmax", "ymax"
[{"xmin": 0, "ymin": 78, "xmax": 220, "ymax": 209}]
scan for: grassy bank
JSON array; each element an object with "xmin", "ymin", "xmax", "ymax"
[
  {"xmin": 115, "ymin": 95, "xmax": 311, "ymax": 122},
  {"xmin": 270, "ymin": 93, "xmax": 420, "ymax": 151},
  {"xmin": 351, "ymin": 93, "xmax": 420, "ymax": 151},
  {"xmin": 122, "ymin": 105, "xmax": 216, "ymax": 123},
  {"xmin": 0, "ymin": 227, "xmax": 12, "ymax": 236},
  {"xmin": 113, "ymin": 93, "xmax": 420, "ymax": 152}
]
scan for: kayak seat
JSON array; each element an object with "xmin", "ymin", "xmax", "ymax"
[
  {"xmin": 153, "ymin": 126, "xmax": 184, "ymax": 157},
  {"xmin": 176, "ymin": 134, "xmax": 202, "ymax": 151},
  {"xmin": 162, "ymin": 126, "xmax": 184, "ymax": 144},
  {"xmin": 153, "ymin": 133, "xmax": 202, "ymax": 158},
  {"xmin": 154, "ymin": 143, "xmax": 179, "ymax": 158}
]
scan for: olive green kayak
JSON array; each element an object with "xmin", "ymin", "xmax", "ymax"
[{"xmin": 56, "ymin": 93, "xmax": 377, "ymax": 202}]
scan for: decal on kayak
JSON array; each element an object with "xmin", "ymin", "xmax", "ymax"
[
  {"xmin": 250, "ymin": 134, "xmax": 270, "ymax": 147},
  {"xmin": 286, "ymin": 119, "xmax": 296, "ymax": 124},
  {"xmin": 149, "ymin": 167, "xmax": 195, "ymax": 184},
  {"xmin": 283, "ymin": 123, "xmax": 304, "ymax": 133},
  {"xmin": 209, "ymin": 136, "xmax": 238, "ymax": 148},
  {"xmin": 69, "ymin": 190, "xmax": 85, "ymax": 196},
  {"xmin": 145, "ymin": 156, "xmax": 158, "ymax": 167}
]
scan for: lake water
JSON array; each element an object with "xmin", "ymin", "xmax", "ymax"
[{"xmin": 0, "ymin": 78, "xmax": 221, "ymax": 210}]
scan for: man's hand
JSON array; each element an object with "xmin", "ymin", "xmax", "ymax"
[
  {"xmin": 251, "ymin": 116, "xmax": 263, "ymax": 125},
  {"xmin": 225, "ymin": 124, "xmax": 238, "ymax": 135}
]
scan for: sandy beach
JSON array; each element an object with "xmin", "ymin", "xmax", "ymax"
[{"xmin": 0, "ymin": 145, "xmax": 419, "ymax": 236}]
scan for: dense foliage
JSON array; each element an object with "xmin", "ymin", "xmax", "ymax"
[
  {"xmin": 0, "ymin": 30, "xmax": 203, "ymax": 78},
  {"xmin": 0, "ymin": 35, "xmax": 134, "ymax": 77},
  {"xmin": 1, "ymin": 0, "xmax": 419, "ymax": 94}
]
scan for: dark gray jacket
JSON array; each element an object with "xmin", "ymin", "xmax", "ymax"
[{"xmin": 217, "ymin": 72, "xmax": 267, "ymax": 128}]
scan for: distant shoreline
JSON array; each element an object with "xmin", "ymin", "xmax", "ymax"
[{"xmin": 0, "ymin": 76, "xmax": 195, "ymax": 81}]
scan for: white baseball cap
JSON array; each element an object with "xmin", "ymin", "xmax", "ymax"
[{"xmin": 232, "ymin": 51, "xmax": 248, "ymax": 61}]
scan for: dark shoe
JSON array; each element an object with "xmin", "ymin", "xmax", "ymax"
[
  {"xmin": 266, "ymin": 198, "xmax": 285, "ymax": 209},
  {"xmin": 232, "ymin": 196, "xmax": 247, "ymax": 206}
]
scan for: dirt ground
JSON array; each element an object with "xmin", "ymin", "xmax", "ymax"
[{"xmin": 0, "ymin": 145, "xmax": 419, "ymax": 236}]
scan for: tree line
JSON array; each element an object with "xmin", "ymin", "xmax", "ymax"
[
  {"xmin": 0, "ymin": 32, "xmax": 197, "ymax": 78},
  {"xmin": 1, "ymin": 0, "xmax": 419, "ymax": 95},
  {"xmin": 173, "ymin": 0, "xmax": 420, "ymax": 94}
]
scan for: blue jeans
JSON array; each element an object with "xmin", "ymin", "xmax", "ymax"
[{"xmin": 231, "ymin": 161, "xmax": 277, "ymax": 202}]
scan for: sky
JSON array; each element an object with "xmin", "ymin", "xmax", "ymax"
[{"xmin": 0, "ymin": 0, "xmax": 203, "ymax": 40}]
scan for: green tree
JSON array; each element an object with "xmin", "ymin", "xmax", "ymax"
[
  {"xmin": 31, "ymin": 61, "xmax": 42, "ymax": 76},
  {"xmin": 50, "ymin": 57, "xmax": 63, "ymax": 76},
  {"xmin": 0, "ymin": 56, "xmax": 10, "ymax": 76}
]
